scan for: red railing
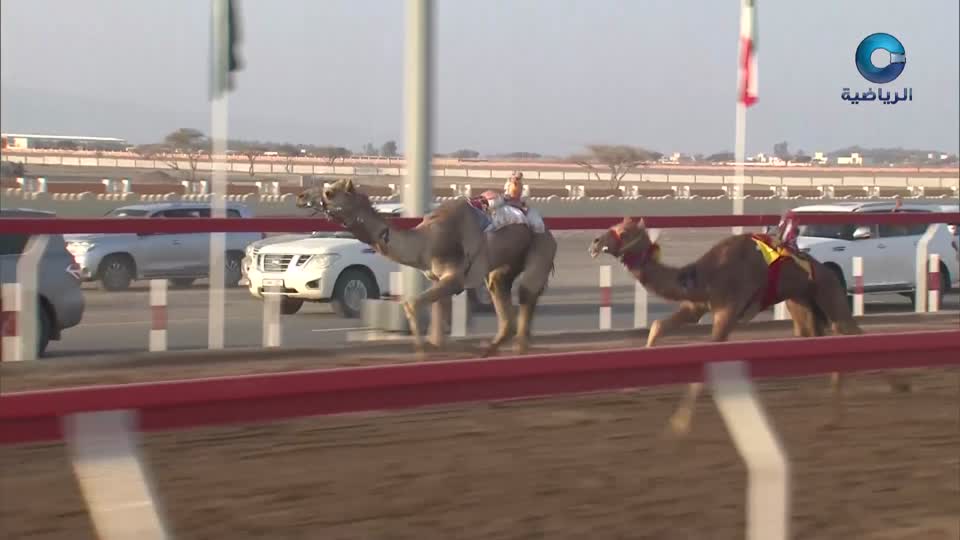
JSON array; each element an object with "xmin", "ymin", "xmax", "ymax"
[
  {"xmin": 1, "ymin": 329, "xmax": 957, "ymax": 445},
  {"xmin": 1, "ymin": 212, "xmax": 958, "ymax": 234}
]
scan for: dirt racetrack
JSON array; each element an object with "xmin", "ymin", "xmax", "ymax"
[
  {"xmin": 2, "ymin": 317, "xmax": 959, "ymax": 539},
  {"xmin": 2, "ymin": 364, "xmax": 958, "ymax": 539}
]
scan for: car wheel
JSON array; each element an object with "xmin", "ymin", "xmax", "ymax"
[
  {"xmin": 170, "ymin": 278, "xmax": 195, "ymax": 288},
  {"xmin": 37, "ymin": 303, "xmax": 52, "ymax": 357},
  {"xmin": 99, "ymin": 255, "xmax": 135, "ymax": 291},
  {"xmin": 224, "ymin": 252, "xmax": 244, "ymax": 287},
  {"xmin": 332, "ymin": 269, "xmax": 379, "ymax": 319},
  {"xmin": 280, "ymin": 297, "xmax": 304, "ymax": 315},
  {"xmin": 468, "ymin": 286, "xmax": 495, "ymax": 313}
]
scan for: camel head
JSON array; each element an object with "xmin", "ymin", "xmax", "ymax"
[
  {"xmin": 589, "ymin": 217, "xmax": 653, "ymax": 259},
  {"xmin": 297, "ymin": 178, "xmax": 375, "ymax": 223}
]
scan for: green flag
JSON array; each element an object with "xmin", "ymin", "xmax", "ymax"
[{"xmin": 210, "ymin": 0, "xmax": 242, "ymax": 100}]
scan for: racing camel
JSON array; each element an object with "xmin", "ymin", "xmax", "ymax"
[
  {"xmin": 297, "ymin": 178, "xmax": 557, "ymax": 357},
  {"xmin": 589, "ymin": 217, "xmax": 910, "ymax": 434}
]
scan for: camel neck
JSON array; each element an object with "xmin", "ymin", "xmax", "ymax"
[
  {"xmin": 349, "ymin": 213, "xmax": 428, "ymax": 270},
  {"xmin": 625, "ymin": 255, "xmax": 704, "ymax": 303}
]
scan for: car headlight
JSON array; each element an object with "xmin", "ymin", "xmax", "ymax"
[
  {"xmin": 304, "ymin": 253, "xmax": 340, "ymax": 271},
  {"xmin": 245, "ymin": 244, "xmax": 258, "ymax": 258},
  {"xmin": 67, "ymin": 241, "xmax": 94, "ymax": 256}
]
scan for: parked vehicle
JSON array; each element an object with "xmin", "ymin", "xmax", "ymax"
[
  {"xmin": 0, "ymin": 208, "xmax": 85, "ymax": 356},
  {"xmin": 64, "ymin": 202, "xmax": 263, "ymax": 291},
  {"xmin": 242, "ymin": 202, "xmax": 493, "ymax": 317},
  {"xmin": 791, "ymin": 201, "xmax": 959, "ymax": 305}
]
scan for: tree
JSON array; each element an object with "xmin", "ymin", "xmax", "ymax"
[
  {"xmin": 361, "ymin": 142, "xmax": 377, "ymax": 156},
  {"xmin": 311, "ymin": 146, "xmax": 353, "ymax": 165},
  {"xmin": 274, "ymin": 143, "xmax": 300, "ymax": 173},
  {"xmin": 380, "ymin": 140, "xmax": 398, "ymax": 158},
  {"xmin": 163, "ymin": 128, "xmax": 208, "ymax": 182},
  {"xmin": 572, "ymin": 145, "xmax": 660, "ymax": 189},
  {"xmin": 450, "ymin": 149, "xmax": 480, "ymax": 159},
  {"xmin": 705, "ymin": 151, "xmax": 735, "ymax": 163},
  {"xmin": 792, "ymin": 149, "xmax": 811, "ymax": 163},
  {"xmin": 773, "ymin": 141, "xmax": 790, "ymax": 160},
  {"xmin": 235, "ymin": 142, "xmax": 268, "ymax": 178}
]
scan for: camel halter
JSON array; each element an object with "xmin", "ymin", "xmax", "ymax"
[{"xmin": 609, "ymin": 227, "xmax": 661, "ymax": 273}]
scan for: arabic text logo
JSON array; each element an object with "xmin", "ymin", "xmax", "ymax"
[{"xmin": 855, "ymin": 33, "xmax": 906, "ymax": 84}]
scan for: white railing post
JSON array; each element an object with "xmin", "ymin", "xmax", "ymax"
[
  {"xmin": 149, "ymin": 279, "xmax": 168, "ymax": 352},
  {"xmin": 852, "ymin": 256, "xmax": 864, "ymax": 317},
  {"xmin": 262, "ymin": 291, "xmax": 281, "ymax": 349},
  {"xmin": 64, "ymin": 410, "xmax": 171, "ymax": 540},
  {"xmin": 1, "ymin": 283, "xmax": 21, "ymax": 361},
  {"xmin": 915, "ymin": 224, "xmax": 941, "ymax": 313},
  {"xmin": 928, "ymin": 253, "xmax": 941, "ymax": 312},
  {"xmin": 451, "ymin": 290, "xmax": 469, "ymax": 338},
  {"xmin": 16, "ymin": 235, "xmax": 49, "ymax": 361},
  {"xmin": 599, "ymin": 265, "xmax": 612, "ymax": 330},
  {"xmin": 707, "ymin": 360, "xmax": 790, "ymax": 540},
  {"xmin": 633, "ymin": 280, "xmax": 648, "ymax": 329}
]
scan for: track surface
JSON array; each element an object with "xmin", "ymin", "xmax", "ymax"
[
  {"xmin": 1, "ymin": 368, "xmax": 957, "ymax": 539},
  {"xmin": 45, "ymin": 228, "xmax": 960, "ymax": 358}
]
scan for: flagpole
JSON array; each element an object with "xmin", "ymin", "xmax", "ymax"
[
  {"xmin": 733, "ymin": 101, "xmax": 746, "ymax": 235},
  {"xmin": 402, "ymin": 0, "xmax": 433, "ymax": 309},
  {"xmin": 207, "ymin": 0, "xmax": 229, "ymax": 349}
]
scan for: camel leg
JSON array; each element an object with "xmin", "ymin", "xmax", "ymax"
[
  {"xmin": 647, "ymin": 301, "xmax": 708, "ymax": 347},
  {"xmin": 482, "ymin": 265, "xmax": 518, "ymax": 358},
  {"xmin": 513, "ymin": 232, "xmax": 557, "ymax": 355},
  {"xmin": 514, "ymin": 284, "xmax": 542, "ymax": 355},
  {"xmin": 427, "ymin": 295, "xmax": 452, "ymax": 349},
  {"xmin": 668, "ymin": 306, "xmax": 739, "ymax": 436},
  {"xmin": 403, "ymin": 274, "xmax": 464, "ymax": 358}
]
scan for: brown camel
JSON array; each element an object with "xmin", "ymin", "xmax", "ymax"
[
  {"xmin": 296, "ymin": 179, "xmax": 558, "ymax": 357},
  {"xmin": 589, "ymin": 217, "xmax": 910, "ymax": 434}
]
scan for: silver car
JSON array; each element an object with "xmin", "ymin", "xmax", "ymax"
[
  {"xmin": 1, "ymin": 208, "xmax": 86, "ymax": 356},
  {"xmin": 65, "ymin": 202, "xmax": 264, "ymax": 291}
]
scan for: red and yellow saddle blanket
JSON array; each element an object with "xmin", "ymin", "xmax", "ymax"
[{"xmin": 751, "ymin": 234, "xmax": 814, "ymax": 309}]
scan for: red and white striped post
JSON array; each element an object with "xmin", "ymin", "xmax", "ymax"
[
  {"xmin": 599, "ymin": 265, "xmax": 612, "ymax": 330},
  {"xmin": 149, "ymin": 279, "xmax": 167, "ymax": 352},
  {"xmin": 928, "ymin": 254, "xmax": 941, "ymax": 313},
  {"xmin": 852, "ymin": 256, "xmax": 864, "ymax": 317},
  {"xmin": 1, "ymin": 283, "xmax": 20, "ymax": 361}
]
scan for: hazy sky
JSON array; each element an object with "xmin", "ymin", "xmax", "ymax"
[{"xmin": 1, "ymin": 0, "xmax": 958, "ymax": 156}]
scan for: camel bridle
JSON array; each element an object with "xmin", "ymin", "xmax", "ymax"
[{"xmin": 609, "ymin": 227, "xmax": 659, "ymax": 272}]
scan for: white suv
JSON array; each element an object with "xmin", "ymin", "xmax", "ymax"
[
  {"xmin": 242, "ymin": 231, "xmax": 398, "ymax": 318},
  {"xmin": 791, "ymin": 202, "xmax": 959, "ymax": 303}
]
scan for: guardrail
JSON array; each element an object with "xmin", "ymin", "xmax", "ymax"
[
  {"xmin": 2, "ymin": 211, "xmax": 958, "ymax": 234},
  {"xmin": 2, "ymin": 329, "xmax": 958, "ymax": 539}
]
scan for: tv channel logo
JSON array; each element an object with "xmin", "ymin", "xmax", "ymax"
[
  {"xmin": 855, "ymin": 32, "xmax": 906, "ymax": 84},
  {"xmin": 842, "ymin": 32, "xmax": 912, "ymax": 105}
]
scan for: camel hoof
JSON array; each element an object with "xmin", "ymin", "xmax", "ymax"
[
  {"xmin": 513, "ymin": 339, "xmax": 529, "ymax": 355},
  {"xmin": 889, "ymin": 381, "xmax": 912, "ymax": 393},
  {"xmin": 481, "ymin": 343, "xmax": 499, "ymax": 358},
  {"xmin": 668, "ymin": 413, "xmax": 693, "ymax": 436}
]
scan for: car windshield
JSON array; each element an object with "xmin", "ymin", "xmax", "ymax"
[
  {"xmin": 797, "ymin": 223, "xmax": 859, "ymax": 240},
  {"xmin": 104, "ymin": 208, "xmax": 150, "ymax": 217}
]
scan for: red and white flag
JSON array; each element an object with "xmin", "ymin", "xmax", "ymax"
[{"xmin": 738, "ymin": 0, "xmax": 758, "ymax": 107}]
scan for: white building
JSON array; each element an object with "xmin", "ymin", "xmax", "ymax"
[
  {"xmin": 1, "ymin": 133, "xmax": 128, "ymax": 151},
  {"xmin": 836, "ymin": 152, "xmax": 863, "ymax": 166}
]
